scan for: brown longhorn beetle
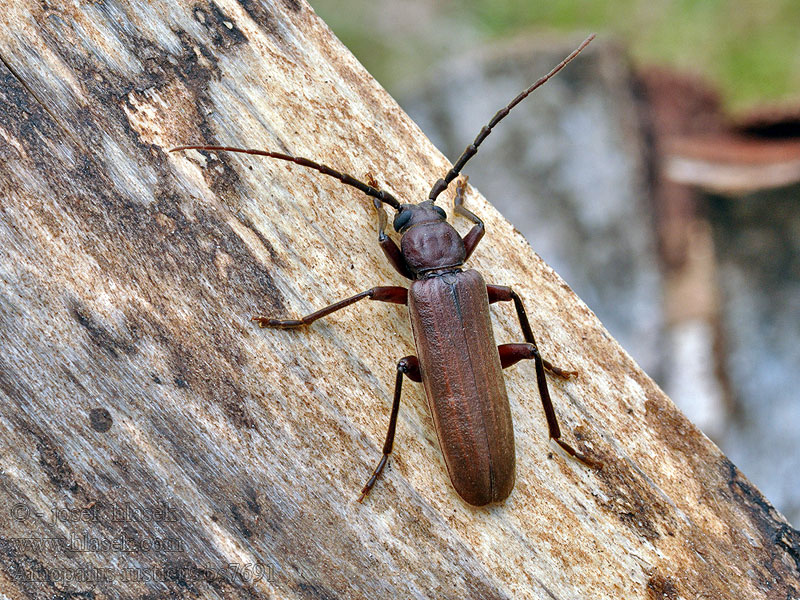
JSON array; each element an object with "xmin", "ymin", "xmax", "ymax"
[{"xmin": 172, "ymin": 34, "xmax": 600, "ymax": 506}]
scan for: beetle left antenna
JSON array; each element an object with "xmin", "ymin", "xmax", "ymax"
[
  {"xmin": 428, "ymin": 34, "xmax": 595, "ymax": 202},
  {"xmin": 170, "ymin": 145, "xmax": 401, "ymax": 209}
]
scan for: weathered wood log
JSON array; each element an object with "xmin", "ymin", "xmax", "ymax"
[{"xmin": 0, "ymin": 2, "xmax": 798, "ymax": 599}]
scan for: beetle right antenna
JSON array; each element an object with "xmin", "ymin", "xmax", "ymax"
[
  {"xmin": 170, "ymin": 145, "xmax": 401, "ymax": 209},
  {"xmin": 428, "ymin": 34, "xmax": 595, "ymax": 202}
]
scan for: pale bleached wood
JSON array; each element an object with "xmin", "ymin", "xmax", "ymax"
[{"xmin": 0, "ymin": 2, "xmax": 798, "ymax": 599}]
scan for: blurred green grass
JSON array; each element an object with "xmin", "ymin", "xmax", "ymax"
[{"xmin": 310, "ymin": 0, "xmax": 800, "ymax": 113}]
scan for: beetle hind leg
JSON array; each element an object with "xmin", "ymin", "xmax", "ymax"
[
  {"xmin": 358, "ymin": 355, "xmax": 421, "ymax": 502},
  {"xmin": 488, "ymin": 285, "xmax": 577, "ymax": 377},
  {"xmin": 498, "ymin": 343, "xmax": 575, "ymax": 378},
  {"xmin": 497, "ymin": 343, "xmax": 600, "ymax": 469},
  {"xmin": 489, "ymin": 285, "xmax": 602, "ymax": 470}
]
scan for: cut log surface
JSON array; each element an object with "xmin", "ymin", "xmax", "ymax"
[{"xmin": 0, "ymin": 2, "xmax": 798, "ymax": 599}]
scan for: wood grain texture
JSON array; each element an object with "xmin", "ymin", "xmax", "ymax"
[{"xmin": 0, "ymin": 1, "xmax": 798, "ymax": 599}]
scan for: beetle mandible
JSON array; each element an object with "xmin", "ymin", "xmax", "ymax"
[{"xmin": 173, "ymin": 34, "xmax": 600, "ymax": 506}]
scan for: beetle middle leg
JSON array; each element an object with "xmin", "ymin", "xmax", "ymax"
[
  {"xmin": 489, "ymin": 286, "xmax": 601, "ymax": 469},
  {"xmin": 252, "ymin": 286, "xmax": 407, "ymax": 328},
  {"xmin": 358, "ymin": 355, "xmax": 421, "ymax": 502},
  {"xmin": 487, "ymin": 285, "xmax": 578, "ymax": 378}
]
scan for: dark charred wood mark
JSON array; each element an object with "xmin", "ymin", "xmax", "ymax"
[
  {"xmin": 24, "ymin": 420, "xmax": 79, "ymax": 493},
  {"xmin": 595, "ymin": 455, "xmax": 664, "ymax": 542},
  {"xmin": 236, "ymin": 211, "xmax": 285, "ymax": 265},
  {"xmin": 646, "ymin": 574, "xmax": 678, "ymax": 600},
  {"xmin": 194, "ymin": 2, "xmax": 249, "ymax": 50},
  {"xmin": 281, "ymin": 0, "xmax": 303, "ymax": 13},
  {"xmin": 70, "ymin": 300, "xmax": 137, "ymax": 359},
  {"xmin": 237, "ymin": 0, "xmax": 285, "ymax": 39},
  {"xmin": 725, "ymin": 459, "xmax": 800, "ymax": 575},
  {"xmin": 296, "ymin": 580, "xmax": 340, "ymax": 600},
  {"xmin": 230, "ymin": 503, "xmax": 254, "ymax": 539},
  {"xmin": 89, "ymin": 408, "xmax": 113, "ymax": 432}
]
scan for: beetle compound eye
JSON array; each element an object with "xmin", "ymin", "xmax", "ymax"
[
  {"xmin": 393, "ymin": 209, "xmax": 412, "ymax": 232},
  {"xmin": 433, "ymin": 206, "xmax": 447, "ymax": 220}
]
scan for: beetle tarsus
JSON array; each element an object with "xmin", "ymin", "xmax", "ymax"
[
  {"xmin": 359, "ymin": 454, "xmax": 389, "ymax": 502},
  {"xmin": 545, "ymin": 362, "xmax": 579, "ymax": 379},
  {"xmin": 554, "ymin": 438, "xmax": 603, "ymax": 470},
  {"xmin": 251, "ymin": 316, "xmax": 304, "ymax": 328}
]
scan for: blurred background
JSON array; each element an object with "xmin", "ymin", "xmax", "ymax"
[{"xmin": 308, "ymin": 0, "xmax": 800, "ymax": 525}]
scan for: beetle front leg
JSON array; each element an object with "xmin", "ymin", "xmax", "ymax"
[
  {"xmin": 358, "ymin": 355, "xmax": 421, "ymax": 502},
  {"xmin": 370, "ymin": 185, "xmax": 413, "ymax": 279},
  {"xmin": 373, "ymin": 199, "xmax": 412, "ymax": 279},
  {"xmin": 453, "ymin": 177, "xmax": 485, "ymax": 261},
  {"xmin": 253, "ymin": 286, "xmax": 407, "ymax": 328}
]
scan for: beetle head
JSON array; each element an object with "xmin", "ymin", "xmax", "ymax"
[{"xmin": 393, "ymin": 200, "xmax": 447, "ymax": 233}]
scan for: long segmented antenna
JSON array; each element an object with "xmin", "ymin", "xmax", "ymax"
[
  {"xmin": 170, "ymin": 145, "xmax": 401, "ymax": 209},
  {"xmin": 428, "ymin": 34, "xmax": 596, "ymax": 202}
]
